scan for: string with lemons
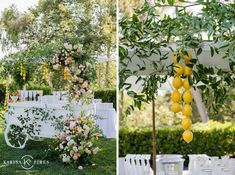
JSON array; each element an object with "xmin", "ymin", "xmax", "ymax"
[
  {"xmin": 4, "ymin": 78, "xmax": 9, "ymax": 111},
  {"xmin": 20, "ymin": 61, "xmax": 26, "ymax": 81},
  {"xmin": 171, "ymin": 50, "xmax": 194, "ymax": 143},
  {"xmin": 43, "ymin": 64, "xmax": 50, "ymax": 82}
]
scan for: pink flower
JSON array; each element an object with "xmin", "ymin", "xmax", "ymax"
[
  {"xmin": 64, "ymin": 43, "xmax": 73, "ymax": 50},
  {"xmin": 83, "ymin": 125, "xmax": 90, "ymax": 136},
  {"xmin": 69, "ymin": 121, "xmax": 76, "ymax": 129},
  {"xmin": 73, "ymin": 154, "xmax": 78, "ymax": 160}
]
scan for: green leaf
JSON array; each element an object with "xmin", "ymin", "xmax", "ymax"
[
  {"xmin": 210, "ymin": 46, "xmax": 214, "ymax": 57},
  {"xmin": 167, "ymin": 0, "xmax": 174, "ymax": 6},
  {"xmin": 196, "ymin": 48, "xmax": 202, "ymax": 56}
]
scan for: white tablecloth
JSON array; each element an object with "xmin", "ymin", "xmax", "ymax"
[{"xmin": 6, "ymin": 101, "xmax": 117, "ymax": 139}]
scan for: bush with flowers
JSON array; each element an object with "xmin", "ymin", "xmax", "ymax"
[
  {"xmin": 52, "ymin": 43, "xmax": 96, "ymax": 102},
  {"xmin": 56, "ymin": 114, "xmax": 101, "ymax": 167}
]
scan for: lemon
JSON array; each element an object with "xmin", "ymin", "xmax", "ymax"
[
  {"xmin": 174, "ymin": 64, "xmax": 184, "ymax": 75},
  {"xmin": 184, "ymin": 66, "xmax": 192, "ymax": 76},
  {"xmin": 183, "ymin": 51, "xmax": 192, "ymax": 64},
  {"xmin": 173, "ymin": 54, "xmax": 178, "ymax": 64},
  {"xmin": 182, "ymin": 117, "xmax": 192, "ymax": 130},
  {"xmin": 182, "ymin": 104, "xmax": 192, "ymax": 116},
  {"xmin": 179, "ymin": 49, "xmax": 184, "ymax": 58},
  {"xmin": 183, "ymin": 90, "xmax": 193, "ymax": 103},
  {"xmin": 172, "ymin": 76, "xmax": 183, "ymax": 89},
  {"xmin": 183, "ymin": 78, "xmax": 191, "ymax": 90},
  {"xmin": 183, "ymin": 130, "xmax": 193, "ymax": 143},
  {"xmin": 171, "ymin": 89, "xmax": 181, "ymax": 102},
  {"xmin": 171, "ymin": 102, "xmax": 181, "ymax": 113}
]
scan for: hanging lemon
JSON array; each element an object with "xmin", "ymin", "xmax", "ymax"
[
  {"xmin": 172, "ymin": 54, "xmax": 178, "ymax": 64},
  {"xmin": 183, "ymin": 130, "xmax": 193, "ymax": 143},
  {"xmin": 172, "ymin": 76, "xmax": 183, "ymax": 89},
  {"xmin": 184, "ymin": 66, "xmax": 192, "ymax": 76},
  {"xmin": 174, "ymin": 64, "xmax": 184, "ymax": 75},
  {"xmin": 183, "ymin": 51, "xmax": 192, "ymax": 64},
  {"xmin": 183, "ymin": 90, "xmax": 193, "ymax": 103},
  {"xmin": 182, "ymin": 104, "xmax": 192, "ymax": 116},
  {"xmin": 171, "ymin": 102, "xmax": 181, "ymax": 113},
  {"xmin": 183, "ymin": 78, "xmax": 191, "ymax": 90},
  {"xmin": 182, "ymin": 117, "xmax": 192, "ymax": 130},
  {"xmin": 171, "ymin": 89, "xmax": 181, "ymax": 102}
]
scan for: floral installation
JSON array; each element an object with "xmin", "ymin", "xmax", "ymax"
[
  {"xmin": 52, "ymin": 43, "xmax": 95, "ymax": 102},
  {"xmin": 56, "ymin": 114, "xmax": 101, "ymax": 168}
]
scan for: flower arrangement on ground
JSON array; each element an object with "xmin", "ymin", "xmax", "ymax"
[
  {"xmin": 52, "ymin": 43, "xmax": 96, "ymax": 102},
  {"xmin": 56, "ymin": 114, "xmax": 101, "ymax": 168}
]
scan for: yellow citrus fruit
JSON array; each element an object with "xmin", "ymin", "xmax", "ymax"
[
  {"xmin": 174, "ymin": 64, "xmax": 184, "ymax": 75},
  {"xmin": 184, "ymin": 66, "xmax": 192, "ymax": 76},
  {"xmin": 182, "ymin": 104, "xmax": 192, "ymax": 116},
  {"xmin": 171, "ymin": 102, "xmax": 181, "ymax": 113},
  {"xmin": 183, "ymin": 90, "xmax": 193, "ymax": 103},
  {"xmin": 172, "ymin": 76, "xmax": 183, "ymax": 89},
  {"xmin": 182, "ymin": 117, "xmax": 192, "ymax": 130},
  {"xmin": 183, "ymin": 130, "xmax": 193, "ymax": 143},
  {"xmin": 171, "ymin": 89, "xmax": 181, "ymax": 102},
  {"xmin": 172, "ymin": 54, "xmax": 178, "ymax": 64},
  {"xmin": 179, "ymin": 49, "xmax": 184, "ymax": 58},
  {"xmin": 184, "ymin": 51, "xmax": 192, "ymax": 64},
  {"xmin": 183, "ymin": 78, "xmax": 191, "ymax": 90}
]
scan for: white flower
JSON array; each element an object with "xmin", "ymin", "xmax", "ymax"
[
  {"xmin": 73, "ymin": 146, "xmax": 78, "ymax": 152},
  {"xmin": 70, "ymin": 150, "xmax": 74, "ymax": 156},
  {"xmin": 66, "ymin": 136, "xmax": 71, "ymax": 141},
  {"xmin": 93, "ymin": 147, "xmax": 100, "ymax": 155},
  {"xmin": 62, "ymin": 154, "xmax": 71, "ymax": 163},
  {"xmin": 85, "ymin": 148, "xmax": 91, "ymax": 155},
  {"xmin": 87, "ymin": 142, "xmax": 93, "ymax": 147},
  {"xmin": 59, "ymin": 144, "xmax": 64, "ymax": 149},
  {"xmin": 73, "ymin": 45, "xmax": 78, "ymax": 49},
  {"xmin": 78, "ymin": 166, "xmax": 83, "ymax": 170},
  {"xmin": 68, "ymin": 139, "xmax": 75, "ymax": 145},
  {"xmin": 69, "ymin": 121, "xmax": 76, "ymax": 129}
]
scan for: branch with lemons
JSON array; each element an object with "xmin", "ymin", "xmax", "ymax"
[{"xmin": 171, "ymin": 50, "xmax": 194, "ymax": 143}]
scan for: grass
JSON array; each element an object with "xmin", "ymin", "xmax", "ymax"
[{"xmin": 0, "ymin": 110, "xmax": 116, "ymax": 175}]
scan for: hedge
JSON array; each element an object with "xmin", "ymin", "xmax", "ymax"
[
  {"xmin": 26, "ymin": 84, "xmax": 53, "ymax": 95},
  {"xmin": 119, "ymin": 121, "xmax": 235, "ymax": 158},
  {"xmin": 94, "ymin": 89, "xmax": 116, "ymax": 109}
]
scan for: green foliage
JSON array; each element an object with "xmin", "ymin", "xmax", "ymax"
[
  {"xmin": 119, "ymin": 121, "xmax": 235, "ymax": 157},
  {"xmin": 94, "ymin": 89, "xmax": 116, "ymax": 109},
  {"xmin": 119, "ymin": 1, "xmax": 235, "ymax": 116},
  {"xmin": 26, "ymin": 84, "xmax": 53, "ymax": 95}
]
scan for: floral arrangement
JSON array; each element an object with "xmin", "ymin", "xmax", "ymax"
[
  {"xmin": 56, "ymin": 115, "xmax": 101, "ymax": 167},
  {"xmin": 52, "ymin": 43, "xmax": 95, "ymax": 102}
]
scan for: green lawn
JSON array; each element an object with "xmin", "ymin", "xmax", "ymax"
[{"xmin": 0, "ymin": 112, "xmax": 116, "ymax": 175}]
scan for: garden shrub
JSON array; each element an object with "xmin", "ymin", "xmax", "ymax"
[
  {"xmin": 94, "ymin": 89, "xmax": 116, "ymax": 109},
  {"xmin": 27, "ymin": 84, "xmax": 53, "ymax": 95},
  {"xmin": 119, "ymin": 121, "xmax": 235, "ymax": 158}
]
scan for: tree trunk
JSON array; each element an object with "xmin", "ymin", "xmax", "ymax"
[
  {"xmin": 191, "ymin": 88, "xmax": 209, "ymax": 123},
  {"xmin": 152, "ymin": 97, "xmax": 156, "ymax": 175},
  {"xmin": 98, "ymin": 63, "xmax": 101, "ymax": 87},
  {"xmin": 105, "ymin": 46, "xmax": 111, "ymax": 88},
  {"xmin": 105, "ymin": 61, "xmax": 110, "ymax": 88}
]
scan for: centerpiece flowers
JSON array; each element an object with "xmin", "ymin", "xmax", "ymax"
[
  {"xmin": 52, "ymin": 43, "xmax": 96, "ymax": 103},
  {"xmin": 56, "ymin": 115, "xmax": 101, "ymax": 168}
]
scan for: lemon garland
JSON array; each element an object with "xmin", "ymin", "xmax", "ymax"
[
  {"xmin": 43, "ymin": 64, "xmax": 50, "ymax": 82},
  {"xmin": 20, "ymin": 61, "xmax": 26, "ymax": 81},
  {"xmin": 4, "ymin": 79, "xmax": 9, "ymax": 111},
  {"xmin": 171, "ymin": 50, "xmax": 193, "ymax": 143}
]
